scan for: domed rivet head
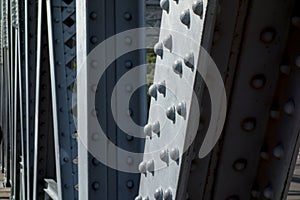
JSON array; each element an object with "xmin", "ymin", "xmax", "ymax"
[
  {"xmin": 176, "ymin": 102, "xmax": 186, "ymax": 117},
  {"xmin": 251, "ymin": 74, "xmax": 266, "ymax": 89},
  {"xmin": 284, "ymin": 99, "xmax": 295, "ymax": 115},
  {"xmin": 126, "ymin": 180, "xmax": 134, "ymax": 189},
  {"xmin": 90, "ymin": 12, "xmax": 97, "ymax": 19},
  {"xmin": 242, "ymin": 118, "xmax": 256, "ymax": 132},
  {"xmin": 125, "ymin": 37, "xmax": 132, "ymax": 45},
  {"xmin": 164, "ymin": 188, "xmax": 173, "ymax": 200},
  {"xmin": 233, "ymin": 159, "xmax": 247, "ymax": 171},
  {"xmin": 166, "ymin": 106, "xmax": 176, "ymax": 121},
  {"xmin": 292, "ymin": 17, "xmax": 300, "ymax": 27},
  {"xmin": 138, "ymin": 161, "xmax": 147, "ymax": 174},
  {"xmin": 92, "ymin": 182, "xmax": 100, "ymax": 190},
  {"xmin": 160, "ymin": 0, "xmax": 169, "ymax": 13},
  {"xmin": 149, "ymin": 84, "xmax": 158, "ymax": 99},
  {"xmin": 126, "ymin": 85, "xmax": 133, "ymax": 92},
  {"xmin": 90, "ymin": 36, "xmax": 99, "ymax": 44},
  {"xmin": 152, "ymin": 121, "xmax": 160, "ymax": 134},
  {"xmin": 163, "ymin": 34, "xmax": 172, "ymax": 51},
  {"xmin": 273, "ymin": 144, "xmax": 284, "ymax": 159},
  {"xmin": 123, "ymin": 12, "xmax": 132, "ymax": 21},
  {"xmin": 280, "ymin": 65, "xmax": 291, "ymax": 75},
  {"xmin": 251, "ymin": 190, "xmax": 260, "ymax": 198},
  {"xmin": 127, "ymin": 157, "xmax": 134, "ymax": 165},
  {"xmin": 260, "ymin": 151, "xmax": 269, "ymax": 160},
  {"xmin": 126, "ymin": 134, "xmax": 134, "ymax": 141},
  {"xmin": 154, "ymin": 187, "xmax": 163, "ymax": 200},
  {"xmin": 146, "ymin": 160, "xmax": 155, "ymax": 173},
  {"xmin": 157, "ymin": 81, "xmax": 166, "ymax": 96},
  {"xmin": 263, "ymin": 186, "xmax": 273, "ymax": 199},
  {"xmin": 125, "ymin": 60, "xmax": 133, "ymax": 69},
  {"xmin": 184, "ymin": 53, "xmax": 194, "ymax": 69},
  {"xmin": 173, "ymin": 60, "xmax": 183, "ymax": 75},
  {"xmin": 295, "ymin": 56, "xmax": 300, "ymax": 68},
  {"xmin": 260, "ymin": 28, "xmax": 276, "ymax": 43},
  {"xmin": 154, "ymin": 42, "xmax": 164, "ymax": 58},
  {"xmin": 180, "ymin": 9, "xmax": 191, "ymax": 28},
  {"xmin": 144, "ymin": 124, "xmax": 152, "ymax": 137},
  {"xmin": 135, "ymin": 196, "xmax": 142, "ymax": 200},
  {"xmin": 269, "ymin": 109, "xmax": 280, "ymax": 120},
  {"xmin": 160, "ymin": 149, "xmax": 169, "ymax": 163},
  {"xmin": 192, "ymin": 0, "xmax": 204, "ymax": 17},
  {"xmin": 170, "ymin": 147, "xmax": 180, "ymax": 161}
]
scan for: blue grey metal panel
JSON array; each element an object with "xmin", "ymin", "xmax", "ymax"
[
  {"xmin": 46, "ymin": 0, "xmax": 78, "ymax": 198},
  {"xmin": 77, "ymin": 0, "xmax": 146, "ymax": 199}
]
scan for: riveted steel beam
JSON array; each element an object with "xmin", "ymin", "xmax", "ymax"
[{"xmin": 77, "ymin": 0, "xmax": 146, "ymax": 199}]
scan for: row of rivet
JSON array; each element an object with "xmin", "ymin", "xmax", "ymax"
[{"xmin": 136, "ymin": 187, "xmax": 173, "ymax": 200}]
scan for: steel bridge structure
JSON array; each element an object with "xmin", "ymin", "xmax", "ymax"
[{"xmin": 0, "ymin": 0, "xmax": 300, "ymax": 199}]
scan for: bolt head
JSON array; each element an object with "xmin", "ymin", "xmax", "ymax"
[
  {"xmin": 192, "ymin": 0, "xmax": 204, "ymax": 17},
  {"xmin": 154, "ymin": 42, "xmax": 164, "ymax": 58},
  {"xmin": 138, "ymin": 161, "xmax": 147, "ymax": 173},
  {"xmin": 242, "ymin": 118, "xmax": 256, "ymax": 132},
  {"xmin": 184, "ymin": 53, "xmax": 194, "ymax": 69},
  {"xmin": 180, "ymin": 9, "xmax": 191, "ymax": 28},
  {"xmin": 160, "ymin": 0, "xmax": 169, "ymax": 12},
  {"xmin": 173, "ymin": 60, "xmax": 183, "ymax": 75},
  {"xmin": 273, "ymin": 145, "xmax": 284, "ymax": 159},
  {"xmin": 233, "ymin": 159, "xmax": 247, "ymax": 171},
  {"xmin": 166, "ymin": 106, "xmax": 176, "ymax": 121},
  {"xmin": 152, "ymin": 121, "xmax": 160, "ymax": 134},
  {"xmin": 149, "ymin": 84, "xmax": 158, "ymax": 99},
  {"xmin": 163, "ymin": 34, "xmax": 172, "ymax": 51},
  {"xmin": 164, "ymin": 188, "xmax": 173, "ymax": 200},
  {"xmin": 144, "ymin": 124, "xmax": 152, "ymax": 137},
  {"xmin": 170, "ymin": 147, "xmax": 180, "ymax": 161},
  {"xmin": 154, "ymin": 188, "xmax": 163, "ymax": 199},
  {"xmin": 284, "ymin": 99, "xmax": 295, "ymax": 115},
  {"xmin": 160, "ymin": 149, "xmax": 169, "ymax": 163},
  {"xmin": 146, "ymin": 160, "xmax": 155, "ymax": 172},
  {"xmin": 176, "ymin": 102, "xmax": 186, "ymax": 116}
]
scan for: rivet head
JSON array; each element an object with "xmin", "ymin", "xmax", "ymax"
[
  {"xmin": 160, "ymin": 0, "xmax": 169, "ymax": 12},
  {"xmin": 176, "ymin": 102, "xmax": 186, "ymax": 117},
  {"xmin": 90, "ymin": 12, "xmax": 97, "ymax": 19},
  {"xmin": 154, "ymin": 188, "xmax": 163, "ymax": 200},
  {"xmin": 157, "ymin": 81, "xmax": 166, "ymax": 96},
  {"xmin": 149, "ymin": 84, "xmax": 158, "ymax": 99},
  {"xmin": 135, "ymin": 196, "xmax": 142, "ymax": 200},
  {"xmin": 160, "ymin": 149, "xmax": 169, "ymax": 163},
  {"xmin": 163, "ymin": 34, "xmax": 172, "ymax": 51},
  {"xmin": 251, "ymin": 74, "xmax": 266, "ymax": 89},
  {"xmin": 126, "ymin": 134, "xmax": 134, "ymax": 141},
  {"xmin": 144, "ymin": 124, "xmax": 152, "ymax": 137},
  {"xmin": 280, "ymin": 65, "xmax": 291, "ymax": 75},
  {"xmin": 260, "ymin": 28, "xmax": 276, "ymax": 43},
  {"xmin": 173, "ymin": 60, "xmax": 183, "ymax": 75},
  {"xmin": 192, "ymin": 0, "xmax": 204, "ymax": 17},
  {"xmin": 164, "ymin": 188, "xmax": 173, "ymax": 200},
  {"xmin": 123, "ymin": 12, "xmax": 132, "ymax": 21},
  {"xmin": 251, "ymin": 190, "xmax": 260, "ymax": 198},
  {"xmin": 180, "ymin": 9, "xmax": 191, "ymax": 28},
  {"xmin": 291, "ymin": 16, "xmax": 300, "ymax": 27},
  {"xmin": 170, "ymin": 147, "xmax": 180, "ymax": 161},
  {"xmin": 126, "ymin": 85, "xmax": 133, "ymax": 92},
  {"xmin": 125, "ymin": 60, "xmax": 133, "ymax": 69},
  {"xmin": 295, "ymin": 56, "xmax": 300, "ymax": 68},
  {"xmin": 143, "ymin": 197, "xmax": 150, "ymax": 200},
  {"xmin": 166, "ymin": 106, "xmax": 176, "ymax": 121},
  {"xmin": 260, "ymin": 151, "xmax": 269, "ymax": 160},
  {"xmin": 269, "ymin": 109, "xmax": 280, "ymax": 120},
  {"xmin": 126, "ymin": 180, "xmax": 134, "ymax": 189},
  {"xmin": 154, "ymin": 42, "xmax": 164, "ymax": 58},
  {"xmin": 127, "ymin": 157, "xmax": 134, "ymax": 165},
  {"xmin": 146, "ymin": 160, "xmax": 155, "ymax": 172},
  {"xmin": 263, "ymin": 186, "xmax": 273, "ymax": 199},
  {"xmin": 273, "ymin": 144, "xmax": 284, "ymax": 159},
  {"xmin": 152, "ymin": 121, "xmax": 160, "ymax": 134},
  {"xmin": 92, "ymin": 182, "xmax": 100, "ymax": 190},
  {"xmin": 283, "ymin": 99, "xmax": 295, "ymax": 115},
  {"xmin": 139, "ymin": 162, "xmax": 147, "ymax": 174},
  {"xmin": 242, "ymin": 118, "xmax": 256, "ymax": 132},
  {"xmin": 233, "ymin": 159, "xmax": 247, "ymax": 171},
  {"xmin": 184, "ymin": 53, "xmax": 194, "ymax": 69},
  {"xmin": 125, "ymin": 37, "xmax": 132, "ymax": 45},
  {"xmin": 90, "ymin": 36, "xmax": 99, "ymax": 44}
]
